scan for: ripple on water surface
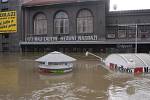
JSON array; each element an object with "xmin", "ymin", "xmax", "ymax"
[{"xmin": 105, "ymin": 72, "xmax": 150, "ymax": 100}]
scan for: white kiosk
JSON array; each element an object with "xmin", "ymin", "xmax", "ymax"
[{"xmin": 35, "ymin": 51, "xmax": 76, "ymax": 74}]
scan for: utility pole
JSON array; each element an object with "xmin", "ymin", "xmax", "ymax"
[{"xmin": 135, "ymin": 24, "xmax": 138, "ymax": 53}]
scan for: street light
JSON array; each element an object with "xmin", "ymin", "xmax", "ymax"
[
  {"xmin": 135, "ymin": 24, "xmax": 138, "ymax": 53},
  {"xmin": 85, "ymin": 51, "xmax": 103, "ymax": 62}
]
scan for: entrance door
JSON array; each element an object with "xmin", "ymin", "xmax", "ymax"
[{"xmin": 2, "ymin": 34, "xmax": 9, "ymax": 52}]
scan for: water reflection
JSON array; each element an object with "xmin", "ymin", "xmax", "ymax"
[
  {"xmin": 1, "ymin": 53, "xmax": 150, "ymax": 100},
  {"xmin": 39, "ymin": 73, "xmax": 73, "ymax": 85},
  {"xmin": 107, "ymin": 74, "xmax": 150, "ymax": 100}
]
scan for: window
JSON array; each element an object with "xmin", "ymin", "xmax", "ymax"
[
  {"xmin": 107, "ymin": 34, "xmax": 116, "ymax": 39},
  {"xmin": 127, "ymin": 25, "xmax": 136, "ymax": 38},
  {"xmin": 34, "ymin": 13, "xmax": 47, "ymax": 35},
  {"xmin": 106, "ymin": 26, "xmax": 117, "ymax": 39},
  {"xmin": 54, "ymin": 11, "xmax": 69, "ymax": 34},
  {"xmin": 77, "ymin": 9, "xmax": 93, "ymax": 34},
  {"xmin": 139, "ymin": 25, "xmax": 150, "ymax": 38},
  {"xmin": 118, "ymin": 26, "xmax": 126, "ymax": 38},
  {"xmin": 118, "ymin": 30, "xmax": 126, "ymax": 38}
]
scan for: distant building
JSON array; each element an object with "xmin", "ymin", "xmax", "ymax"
[{"xmin": 1, "ymin": 0, "xmax": 150, "ymax": 53}]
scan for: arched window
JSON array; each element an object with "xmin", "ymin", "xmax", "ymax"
[
  {"xmin": 34, "ymin": 13, "xmax": 47, "ymax": 35},
  {"xmin": 54, "ymin": 11, "xmax": 69, "ymax": 34},
  {"xmin": 77, "ymin": 9, "xmax": 93, "ymax": 34}
]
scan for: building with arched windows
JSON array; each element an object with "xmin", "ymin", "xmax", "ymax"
[
  {"xmin": 20, "ymin": 0, "xmax": 109, "ymax": 52},
  {"xmin": 1, "ymin": 0, "xmax": 150, "ymax": 53},
  {"xmin": 18, "ymin": 0, "xmax": 150, "ymax": 53}
]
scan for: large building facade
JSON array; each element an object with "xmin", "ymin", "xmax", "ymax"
[
  {"xmin": 1, "ymin": 0, "xmax": 150, "ymax": 53},
  {"xmin": 20, "ymin": 0, "xmax": 109, "ymax": 52}
]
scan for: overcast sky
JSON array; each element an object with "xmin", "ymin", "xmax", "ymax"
[{"xmin": 110, "ymin": 0, "xmax": 150, "ymax": 11}]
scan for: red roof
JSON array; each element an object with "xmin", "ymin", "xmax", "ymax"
[{"xmin": 23, "ymin": 0, "xmax": 95, "ymax": 7}]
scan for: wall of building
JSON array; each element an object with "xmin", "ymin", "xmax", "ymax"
[
  {"xmin": 20, "ymin": 0, "xmax": 150, "ymax": 53},
  {"xmin": 22, "ymin": 1, "xmax": 106, "ymax": 40},
  {"xmin": 107, "ymin": 10, "xmax": 150, "ymax": 25},
  {"xmin": 2, "ymin": 0, "xmax": 150, "ymax": 52},
  {"xmin": 106, "ymin": 10, "xmax": 150, "ymax": 39}
]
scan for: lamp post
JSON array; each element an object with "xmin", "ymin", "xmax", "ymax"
[
  {"xmin": 135, "ymin": 24, "xmax": 138, "ymax": 53},
  {"xmin": 85, "ymin": 51, "xmax": 103, "ymax": 62}
]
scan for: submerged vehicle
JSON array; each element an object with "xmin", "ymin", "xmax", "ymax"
[
  {"xmin": 35, "ymin": 51, "xmax": 76, "ymax": 74},
  {"xmin": 86, "ymin": 52, "xmax": 150, "ymax": 74}
]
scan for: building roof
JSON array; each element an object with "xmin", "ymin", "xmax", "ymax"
[
  {"xmin": 35, "ymin": 51, "xmax": 76, "ymax": 63},
  {"xmin": 23, "ymin": 0, "xmax": 99, "ymax": 7}
]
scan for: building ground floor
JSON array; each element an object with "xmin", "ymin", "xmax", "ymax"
[
  {"xmin": 20, "ymin": 44, "xmax": 150, "ymax": 53},
  {"xmin": 0, "ymin": 34, "xmax": 19, "ymax": 52}
]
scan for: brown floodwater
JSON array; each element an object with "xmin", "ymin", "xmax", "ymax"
[{"xmin": 0, "ymin": 52, "xmax": 150, "ymax": 100}]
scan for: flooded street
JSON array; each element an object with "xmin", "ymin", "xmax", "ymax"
[{"xmin": 0, "ymin": 53, "xmax": 150, "ymax": 100}]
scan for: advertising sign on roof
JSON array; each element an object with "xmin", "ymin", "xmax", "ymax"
[{"xmin": 0, "ymin": 11, "xmax": 17, "ymax": 33}]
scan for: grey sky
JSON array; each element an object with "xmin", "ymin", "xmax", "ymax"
[{"xmin": 110, "ymin": 0, "xmax": 150, "ymax": 11}]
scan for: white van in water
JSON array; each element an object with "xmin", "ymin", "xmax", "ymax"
[{"xmin": 86, "ymin": 52, "xmax": 150, "ymax": 74}]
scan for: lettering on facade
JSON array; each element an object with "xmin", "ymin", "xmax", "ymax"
[
  {"xmin": 25, "ymin": 35, "xmax": 98, "ymax": 42},
  {"xmin": 25, "ymin": 37, "xmax": 58, "ymax": 42}
]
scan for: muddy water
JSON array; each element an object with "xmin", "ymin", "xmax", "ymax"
[{"xmin": 0, "ymin": 53, "xmax": 150, "ymax": 100}]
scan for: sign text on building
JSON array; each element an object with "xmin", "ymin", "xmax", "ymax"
[
  {"xmin": 0, "ymin": 11, "xmax": 17, "ymax": 33},
  {"xmin": 25, "ymin": 35, "xmax": 98, "ymax": 42}
]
